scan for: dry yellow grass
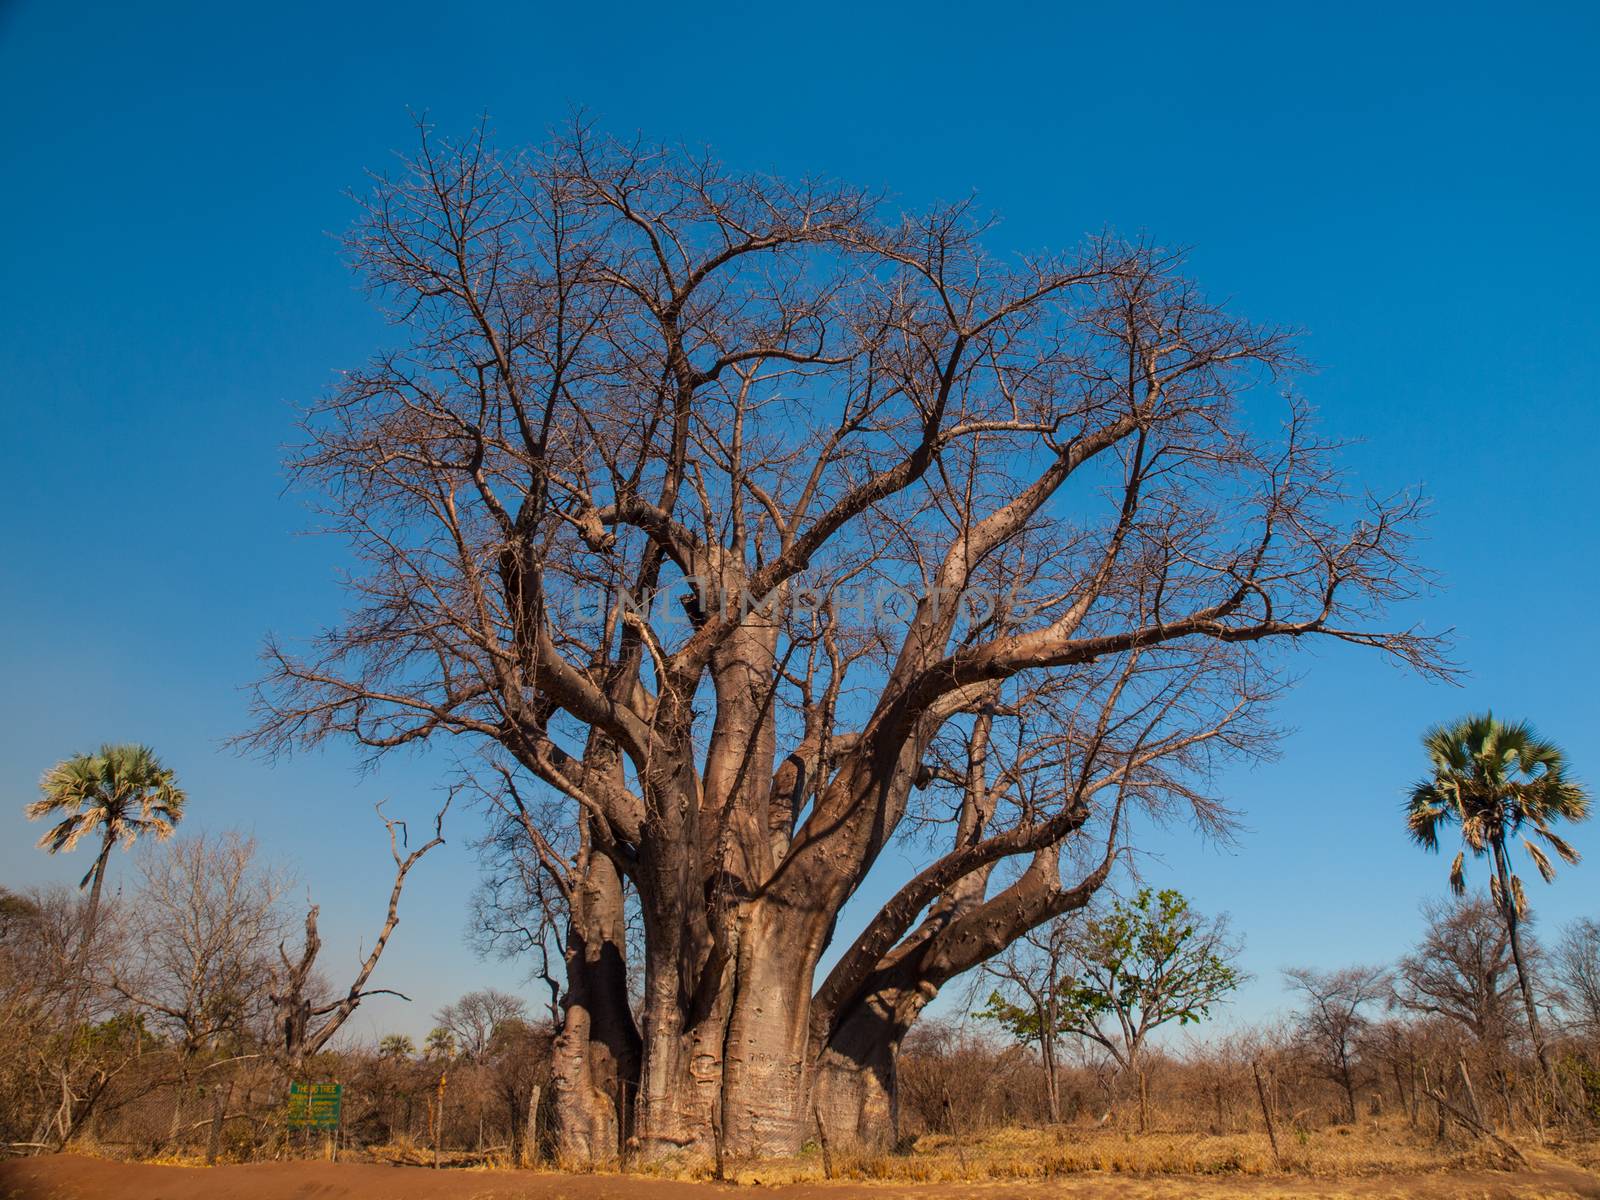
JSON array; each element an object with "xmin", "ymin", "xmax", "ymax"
[
  {"xmin": 55, "ymin": 1120, "xmax": 1600, "ymax": 1200},
  {"xmin": 633, "ymin": 1118, "xmax": 1546, "ymax": 1186}
]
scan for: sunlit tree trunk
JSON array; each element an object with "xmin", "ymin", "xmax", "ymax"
[
  {"xmin": 1491, "ymin": 837, "xmax": 1555, "ymax": 1088},
  {"xmin": 551, "ymin": 835, "xmax": 640, "ymax": 1161}
]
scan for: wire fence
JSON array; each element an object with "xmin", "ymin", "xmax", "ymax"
[{"xmin": 21, "ymin": 1050, "xmax": 552, "ymax": 1167}]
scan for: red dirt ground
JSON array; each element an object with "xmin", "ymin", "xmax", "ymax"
[{"xmin": 3, "ymin": 1155, "xmax": 1600, "ymax": 1200}]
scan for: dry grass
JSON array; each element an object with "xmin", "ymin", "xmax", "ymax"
[
  {"xmin": 636, "ymin": 1119, "xmax": 1525, "ymax": 1186},
  {"xmin": 57, "ymin": 1120, "xmax": 1600, "ymax": 1199}
]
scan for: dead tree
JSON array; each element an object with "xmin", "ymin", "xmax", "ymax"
[
  {"xmin": 247, "ymin": 120, "xmax": 1446, "ymax": 1158},
  {"xmin": 270, "ymin": 801, "xmax": 448, "ymax": 1070}
]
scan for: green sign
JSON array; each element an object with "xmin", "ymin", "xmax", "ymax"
[{"xmin": 286, "ymin": 1082, "xmax": 342, "ymax": 1128}]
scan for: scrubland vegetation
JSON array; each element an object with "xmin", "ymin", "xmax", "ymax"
[
  {"xmin": 4, "ymin": 826, "xmax": 1599, "ymax": 1181},
  {"xmin": 4, "ymin": 125, "xmax": 1598, "ymax": 1197}
]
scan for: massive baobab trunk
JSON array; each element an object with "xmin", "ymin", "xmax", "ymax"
[
  {"xmin": 250, "ymin": 122, "xmax": 1442, "ymax": 1160},
  {"xmin": 550, "ymin": 838, "xmax": 639, "ymax": 1159}
]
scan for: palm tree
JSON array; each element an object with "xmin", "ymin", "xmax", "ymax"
[
  {"xmin": 1405, "ymin": 713, "xmax": 1589, "ymax": 1080},
  {"xmin": 424, "ymin": 1027, "xmax": 456, "ymax": 1061},
  {"xmin": 25, "ymin": 744, "xmax": 187, "ymax": 944},
  {"xmin": 379, "ymin": 1034, "xmax": 417, "ymax": 1060}
]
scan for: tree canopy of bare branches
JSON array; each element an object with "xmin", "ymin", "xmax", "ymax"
[
  {"xmin": 1286, "ymin": 964, "xmax": 1391, "ymax": 1123},
  {"xmin": 1392, "ymin": 897, "xmax": 1527, "ymax": 1049},
  {"xmin": 111, "ymin": 833, "xmax": 288, "ymax": 1058},
  {"xmin": 246, "ymin": 119, "xmax": 1443, "ymax": 1158}
]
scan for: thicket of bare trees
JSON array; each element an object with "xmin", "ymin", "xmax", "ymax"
[
  {"xmin": 4, "ymin": 829, "xmax": 1599, "ymax": 1165},
  {"xmin": 243, "ymin": 118, "xmax": 1445, "ymax": 1161},
  {"xmin": 928, "ymin": 896, "xmax": 1600, "ymax": 1142},
  {"xmin": 0, "ymin": 794, "xmax": 450, "ymax": 1158}
]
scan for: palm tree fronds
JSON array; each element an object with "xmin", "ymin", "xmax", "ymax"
[
  {"xmin": 35, "ymin": 813, "xmax": 95, "ymax": 853},
  {"xmin": 1522, "ymin": 838, "xmax": 1557, "ymax": 884},
  {"xmin": 1544, "ymin": 779, "xmax": 1591, "ymax": 823},
  {"xmin": 24, "ymin": 744, "xmax": 187, "ymax": 892},
  {"xmin": 1535, "ymin": 824, "xmax": 1581, "ymax": 866},
  {"xmin": 1448, "ymin": 850, "xmax": 1465, "ymax": 895},
  {"xmin": 1461, "ymin": 813, "xmax": 1488, "ymax": 852},
  {"xmin": 1405, "ymin": 784, "xmax": 1447, "ymax": 850},
  {"xmin": 24, "ymin": 797, "xmax": 69, "ymax": 820}
]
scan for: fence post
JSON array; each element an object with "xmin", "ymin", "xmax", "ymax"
[
  {"xmin": 524, "ymin": 1085, "xmax": 540, "ymax": 1168},
  {"xmin": 1251, "ymin": 1060, "xmax": 1282, "ymax": 1168},
  {"xmin": 205, "ymin": 1081, "xmax": 229, "ymax": 1166},
  {"xmin": 1458, "ymin": 1059, "xmax": 1486, "ymax": 1129},
  {"xmin": 812, "ymin": 1107, "xmax": 833, "ymax": 1180},
  {"xmin": 433, "ymin": 1070, "xmax": 448, "ymax": 1169}
]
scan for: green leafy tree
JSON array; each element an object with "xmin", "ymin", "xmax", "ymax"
[
  {"xmin": 979, "ymin": 888, "xmax": 1243, "ymax": 1129},
  {"xmin": 25, "ymin": 744, "xmax": 187, "ymax": 949},
  {"xmin": 1405, "ymin": 713, "xmax": 1589, "ymax": 1080}
]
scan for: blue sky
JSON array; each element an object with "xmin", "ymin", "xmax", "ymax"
[{"xmin": 2, "ymin": 0, "xmax": 1597, "ymax": 1044}]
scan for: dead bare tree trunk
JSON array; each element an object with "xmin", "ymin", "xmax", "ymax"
[
  {"xmin": 1458, "ymin": 1058, "xmax": 1486, "ymax": 1129},
  {"xmin": 523, "ymin": 1084, "xmax": 541, "ymax": 1168},
  {"xmin": 205, "ymin": 1080, "xmax": 232, "ymax": 1165},
  {"xmin": 271, "ymin": 802, "xmax": 447, "ymax": 1073}
]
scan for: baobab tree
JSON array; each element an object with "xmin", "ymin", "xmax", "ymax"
[
  {"xmin": 249, "ymin": 120, "xmax": 1442, "ymax": 1159},
  {"xmin": 1392, "ymin": 896, "xmax": 1526, "ymax": 1049}
]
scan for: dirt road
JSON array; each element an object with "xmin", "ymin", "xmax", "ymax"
[{"xmin": 3, "ymin": 1156, "xmax": 1599, "ymax": 1200}]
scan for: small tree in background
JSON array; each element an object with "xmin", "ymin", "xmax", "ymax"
[
  {"xmin": 978, "ymin": 888, "xmax": 1244, "ymax": 1130},
  {"xmin": 974, "ymin": 918, "xmax": 1076, "ymax": 1122},
  {"xmin": 1284, "ymin": 964, "xmax": 1389, "ymax": 1123},
  {"xmin": 1554, "ymin": 918, "xmax": 1600, "ymax": 1039},
  {"xmin": 433, "ymin": 989, "xmax": 528, "ymax": 1061},
  {"xmin": 379, "ymin": 1034, "xmax": 417, "ymax": 1060},
  {"xmin": 112, "ymin": 833, "xmax": 288, "ymax": 1058}
]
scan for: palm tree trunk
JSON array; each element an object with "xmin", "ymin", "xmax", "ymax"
[
  {"xmin": 1491, "ymin": 838, "xmax": 1554, "ymax": 1086},
  {"xmin": 76, "ymin": 832, "xmax": 115, "ymax": 974}
]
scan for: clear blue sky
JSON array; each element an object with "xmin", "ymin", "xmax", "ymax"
[{"xmin": 2, "ymin": 0, "xmax": 1597, "ymax": 1043}]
